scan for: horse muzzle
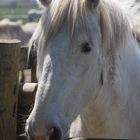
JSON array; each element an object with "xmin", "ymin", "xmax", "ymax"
[{"xmin": 25, "ymin": 120, "xmax": 62, "ymax": 140}]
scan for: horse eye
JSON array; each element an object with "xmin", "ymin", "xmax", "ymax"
[{"xmin": 81, "ymin": 42, "xmax": 91, "ymax": 54}]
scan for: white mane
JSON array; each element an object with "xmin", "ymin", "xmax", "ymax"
[
  {"xmin": 117, "ymin": 0, "xmax": 140, "ymax": 26},
  {"xmin": 34, "ymin": 0, "xmax": 140, "ymax": 52}
]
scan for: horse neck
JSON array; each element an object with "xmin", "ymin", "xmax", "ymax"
[{"xmin": 79, "ymin": 35, "xmax": 140, "ymax": 138}]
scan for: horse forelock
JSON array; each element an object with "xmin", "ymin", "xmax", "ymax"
[
  {"xmin": 37, "ymin": 0, "xmax": 140, "ymax": 52},
  {"xmin": 39, "ymin": 0, "xmax": 90, "ymax": 45}
]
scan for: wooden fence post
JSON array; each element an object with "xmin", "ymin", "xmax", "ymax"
[{"xmin": 0, "ymin": 40, "xmax": 20, "ymax": 140}]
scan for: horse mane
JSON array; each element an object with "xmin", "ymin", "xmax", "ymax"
[{"xmin": 35, "ymin": 0, "xmax": 140, "ymax": 50}]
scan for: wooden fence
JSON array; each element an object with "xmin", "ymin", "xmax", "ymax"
[
  {"xmin": 0, "ymin": 40, "xmax": 20, "ymax": 140},
  {"xmin": 0, "ymin": 40, "xmax": 37, "ymax": 140}
]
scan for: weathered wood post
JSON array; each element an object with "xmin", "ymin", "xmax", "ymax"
[{"xmin": 0, "ymin": 39, "xmax": 20, "ymax": 140}]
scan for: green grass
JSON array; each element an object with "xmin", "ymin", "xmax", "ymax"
[{"xmin": 0, "ymin": 5, "xmax": 40, "ymax": 22}]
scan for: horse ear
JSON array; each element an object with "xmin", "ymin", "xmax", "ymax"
[
  {"xmin": 86, "ymin": 0, "xmax": 100, "ymax": 8},
  {"xmin": 37, "ymin": 0, "xmax": 51, "ymax": 6}
]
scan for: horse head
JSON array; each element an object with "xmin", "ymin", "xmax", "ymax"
[{"xmin": 26, "ymin": 0, "xmax": 140, "ymax": 139}]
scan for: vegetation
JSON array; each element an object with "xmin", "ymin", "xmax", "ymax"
[{"xmin": 0, "ymin": 5, "xmax": 40, "ymax": 22}]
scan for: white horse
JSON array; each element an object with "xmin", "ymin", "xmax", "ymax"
[{"xmin": 26, "ymin": 0, "xmax": 140, "ymax": 139}]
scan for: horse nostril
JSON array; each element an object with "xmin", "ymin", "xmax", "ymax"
[{"xmin": 49, "ymin": 127, "xmax": 62, "ymax": 140}]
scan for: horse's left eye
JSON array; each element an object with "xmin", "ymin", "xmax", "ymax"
[{"xmin": 81, "ymin": 42, "xmax": 91, "ymax": 54}]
